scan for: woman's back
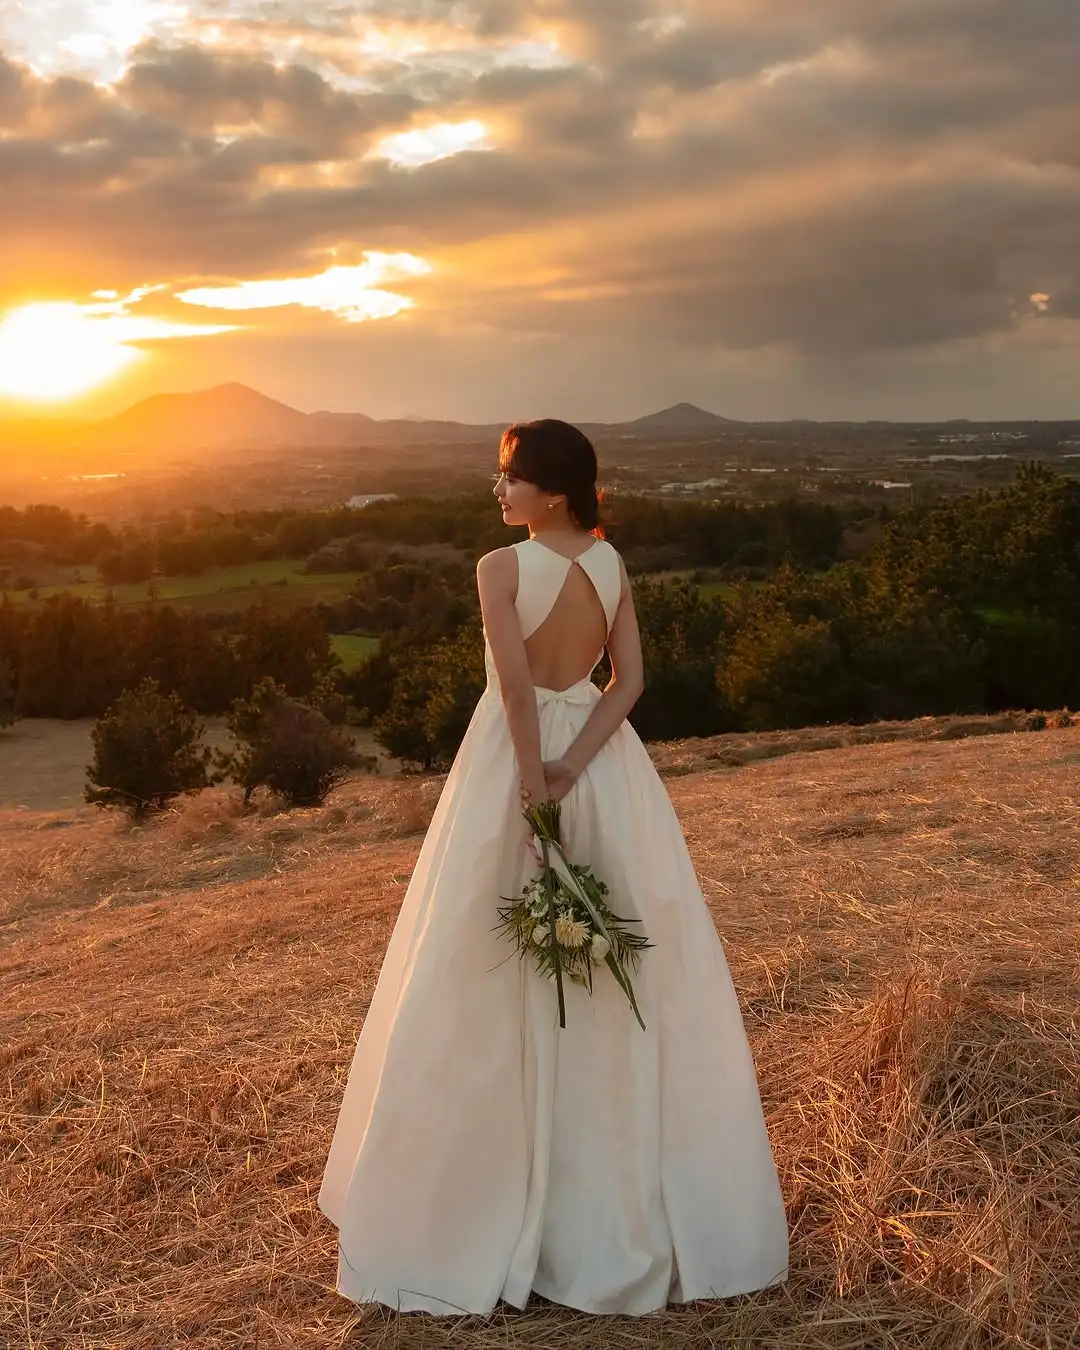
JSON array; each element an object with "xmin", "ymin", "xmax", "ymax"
[{"xmin": 511, "ymin": 536, "xmax": 622, "ymax": 692}]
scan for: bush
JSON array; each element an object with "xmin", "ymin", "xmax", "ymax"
[
  {"xmin": 96, "ymin": 543, "xmax": 156, "ymax": 586},
  {"xmin": 372, "ymin": 622, "xmax": 486, "ymax": 771},
  {"xmin": 216, "ymin": 677, "xmax": 371, "ymax": 807},
  {"xmin": 0, "ymin": 658, "xmax": 15, "ymax": 728},
  {"xmin": 85, "ymin": 679, "xmax": 212, "ymax": 818},
  {"xmin": 234, "ymin": 602, "xmax": 336, "ymax": 699},
  {"xmin": 371, "ymin": 654, "xmax": 443, "ymax": 771},
  {"xmin": 631, "ymin": 576, "xmax": 729, "ymax": 740},
  {"xmin": 719, "ymin": 611, "xmax": 854, "ymax": 731}
]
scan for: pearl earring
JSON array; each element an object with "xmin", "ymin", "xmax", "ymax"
[{"xmin": 547, "ymin": 502, "xmax": 556, "ymax": 510}]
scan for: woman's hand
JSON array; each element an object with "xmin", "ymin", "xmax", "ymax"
[
  {"xmin": 519, "ymin": 775, "xmax": 547, "ymax": 812},
  {"xmin": 542, "ymin": 757, "xmax": 579, "ymax": 804}
]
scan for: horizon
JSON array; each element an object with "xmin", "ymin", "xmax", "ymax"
[
  {"xmin": 2, "ymin": 4, "xmax": 1080, "ymax": 425},
  {"xmin": 5, "ymin": 380, "xmax": 1080, "ymax": 430}
]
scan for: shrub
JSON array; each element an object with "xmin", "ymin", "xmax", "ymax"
[
  {"xmin": 96, "ymin": 543, "xmax": 156, "ymax": 586},
  {"xmin": 216, "ymin": 677, "xmax": 370, "ymax": 807},
  {"xmin": 372, "ymin": 622, "xmax": 486, "ymax": 771},
  {"xmin": 631, "ymin": 576, "xmax": 729, "ymax": 740},
  {"xmin": 371, "ymin": 655, "xmax": 443, "ymax": 771},
  {"xmin": 719, "ymin": 611, "xmax": 854, "ymax": 731},
  {"xmin": 85, "ymin": 679, "xmax": 212, "ymax": 818},
  {"xmin": 0, "ymin": 658, "xmax": 15, "ymax": 729}
]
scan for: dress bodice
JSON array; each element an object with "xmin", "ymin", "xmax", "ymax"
[{"xmin": 483, "ymin": 537, "xmax": 622, "ymax": 694}]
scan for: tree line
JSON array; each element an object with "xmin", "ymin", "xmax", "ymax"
[
  {"xmin": 352, "ymin": 465, "xmax": 1080, "ymax": 766},
  {"xmin": 1, "ymin": 493, "xmax": 873, "ymax": 587},
  {"xmin": 2, "ymin": 468, "xmax": 1076, "ymax": 769}
]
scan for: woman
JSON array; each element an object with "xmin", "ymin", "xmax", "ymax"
[{"xmin": 319, "ymin": 419, "xmax": 788, "ymax": 1315}]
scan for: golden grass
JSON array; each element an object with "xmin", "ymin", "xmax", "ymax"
[
  {"xmin": 2, "ymin": 724, "xmax": 1080, "ymax": 1348},
  {"xmin": 647, "ymin": 707, "xmax": 1074, "ymax": 777}
]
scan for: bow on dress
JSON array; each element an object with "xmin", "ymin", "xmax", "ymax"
[{"xmin": 533, "ymin": 675, "xmax": 600, "ymax": 711}]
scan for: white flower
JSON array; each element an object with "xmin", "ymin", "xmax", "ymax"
[
  {"xmin": 590, "ymin": 934, "xmax": 610, "ymax": 963},
  {"xmin": 532, "ymin": 925, "xmax": 549, "ymax": 945},
  {"xmin": 555, "ymin": 913, "xmax": 590, "ymax": 949}
]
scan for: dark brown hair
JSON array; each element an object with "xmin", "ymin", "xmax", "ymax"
[{"xmin": 499, "ymin": 419, "xmax": 605, "ymax": 537}]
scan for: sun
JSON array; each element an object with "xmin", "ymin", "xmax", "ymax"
[
  {"xmin": 0, "ymin": 299, "xmax": 238, "ymax": 403},
  {"xmin": 0, "ymin": 302, "xmax": 141, "ymax": 402}
]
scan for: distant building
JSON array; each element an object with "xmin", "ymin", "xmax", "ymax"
[{"xmin": 346, "ymin": 493, "xmax": 398, "ymax": 509}]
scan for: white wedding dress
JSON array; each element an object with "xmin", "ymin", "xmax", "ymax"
[{"xmin": 319, "ymin": 536, "xmax": 788, "ymax": 1315}]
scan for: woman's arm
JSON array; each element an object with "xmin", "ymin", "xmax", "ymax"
[
  {"xmin": 476, "ymin": 548, "xmax": 548, "ymax": 805},
  {"xmin": 559, "ymin": 554, "xmax": 645, "ymax": 782}
]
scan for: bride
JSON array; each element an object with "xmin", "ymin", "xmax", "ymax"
[{"xmin": 318, "ymin": 418, "xmax": 789, "ymax": 1315}]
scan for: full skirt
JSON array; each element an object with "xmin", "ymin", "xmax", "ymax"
[{"xmin": 318, "ymin": 679, "xmax": 788, "ymax": 1315}]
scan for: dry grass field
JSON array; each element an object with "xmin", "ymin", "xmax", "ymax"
[{"xmin": 2, "ymin": 722, "xmax": 1080, "ymax": 1348}]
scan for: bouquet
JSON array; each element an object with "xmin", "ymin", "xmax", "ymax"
[{"xmin": 496, "ymin": 798, "xmax": 651, "ymax": 1030}]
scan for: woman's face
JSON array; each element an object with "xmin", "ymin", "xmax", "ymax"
[{"xmin": 492, "ymin": 467, "xmax": 558, "ymax": 528}]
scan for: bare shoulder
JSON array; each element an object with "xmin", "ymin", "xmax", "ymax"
[
  {"xmin": 476, "ymin": 545, "xmax": 519, "ymax": 597},
  {"xmin": 476, "ymin": 545, "xmax": 518, "ymax": 575},
  {"xmin": 601, "ymin": 539, "xmax": 631, "ymax": 595}
]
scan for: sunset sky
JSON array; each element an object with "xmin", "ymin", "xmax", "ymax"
[{"xmin": 1, "ymin": 1, "xmax": 1078, "ymax": 422}]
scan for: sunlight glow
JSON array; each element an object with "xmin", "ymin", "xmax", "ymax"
[
  {"xmin": 372, "ymin": 120, "xmax": 492, "ymax": 169},
  {"xmin": 1, "ymin": 0, "xmax": 186, "ymax": 80},
  {"xmin": 0, "ymin": 297, "xmax": 235, "ymax": 402},
  {"xmin": 2, "ymin": 2, "xmax": 570, "ymax": 86},
  {"xmin": 175, "ymin": 254, "xmax": 432, "ymax": 323}
]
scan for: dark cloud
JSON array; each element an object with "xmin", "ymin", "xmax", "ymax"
[
  {"xmin": 118, "ymin": 41, "xmax": 417, "ymax": 155},
  {"xmin": 1, "ymin": 1, "xmax": 1079, "ymax": 366}
]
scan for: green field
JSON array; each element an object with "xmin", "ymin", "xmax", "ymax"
[
  {"xmin": 329, "ymin": 633, "xmax": 379, "ymax": 671},
  {"xmin": 4, "ymin": 563, "xmax": 746, "ymax": 670},
  {"xmin": 5, "ymin": 561, "xmax": 367, "ymax": 613},
  {"xmin": 648, "ymin": 569, "xmax": 752, "ymax": 603}
]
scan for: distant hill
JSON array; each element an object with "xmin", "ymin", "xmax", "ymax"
[
  {"xmin": 13, "ymin": 384, "xmax": 1070, "ymax": 460},
  {"xmin": 79, "ymin": 386, "xmax": 745, "ymax": 450},
  {"xmin": 622, "ymin": 402, "xmax": 742, "ymax": 431},
  {"xmin": 307, "ymin": 410, "xmax": 376, "ymax": 431},
  {"xmin": 99, "ymin": 383, "xmax": 315, "ymax": 449}
]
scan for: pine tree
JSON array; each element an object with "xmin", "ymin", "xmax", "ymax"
[
  {"xmin": 85, "ymin": 679, "xmax": 212, "ymax": 818},
  {"xmin": 216, "ymin": 677, "xmax": 367, "ymax": 807}
]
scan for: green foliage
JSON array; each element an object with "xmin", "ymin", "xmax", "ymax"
[
  {"xmin": 155, "ymin": 534, "xmax": 213, "ymax": 576},
  {"xmin": 371, "ymin": 656, "xmax": 442, "ymax": 770},
  {"xmin": 372, "ymin": 621, "xmax": 487, "ymax": 770},
  {"xmin": 715, "ymin": 465, "xmax": 1080, "ymax": 729},
  {"xmin": 15, "ymin": 594, "xmax": 128, "ymax": 718},
  {"xmin": 418, "ymin": 622, "xmax": 489, "ymax": 765},
  {"xmin": 0, "ymin": 657, "xmax": 15, "ymax": 729},
  {"xmin": 234, "ymin": 601, "xmax": 336, "ymax": 699},
  {"xmin": 4, "ymin": 466, "xmax": 1080, "ymax": 743},
  {"xmin": 96, "ymin": 542, "xmax": 156, "ymax": 585},
  {"xmin": 85, "ymin": 679, "xmax": 212, "ymax": 819},
  {"xmin": 630, "ymin": 577, "xmax": 729, "ymax": 740},
  {"xmin": 216, "ymin": 677, "xmax": 370, "ymax": 807},
  {"xmin": 720, "ymin": 609, "xmax": 852, "ymax": 730}
]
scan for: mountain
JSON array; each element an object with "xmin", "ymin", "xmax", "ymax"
[
  {"xmin": 308, "ymin": 409, "xmax": 376, "ymax": 430},
  {"xmin": 99, "ymin": 383, "xmax": 315, "ymax": 449},
  {"xmin": 621, "ymin": 402, "xmax": 742, "ymax": 431},
  {"xmin": 95, "ymin": 387, "xmax": 745, "ymax": 447},
  {"xmin": 6, "ymin": 385, "xmax": 751, "ymax": 456}
]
